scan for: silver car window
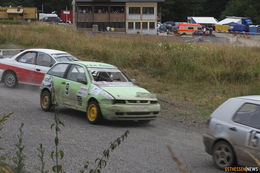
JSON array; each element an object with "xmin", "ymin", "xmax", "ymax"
[
  {"xmin": 233, "ymin": 103, "xmax": 260, "ymax": 129},
  {"xmin": 37, "ymin": 52, "xmax": 55, "ymax": 67}
]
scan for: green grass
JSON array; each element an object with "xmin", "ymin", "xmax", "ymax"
[
  {"xmin": 1, "ymin": 22, "xmax": 260, "ymax": 122},
  {"xmin": 0, "ymin": 20, "xmax": 28, "ymax": 25}
]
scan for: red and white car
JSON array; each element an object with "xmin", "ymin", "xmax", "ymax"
[{"xmin": 0, "ymin": 49, "xmax": 78, "ymax": 87}]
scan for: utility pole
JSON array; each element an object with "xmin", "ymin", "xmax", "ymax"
[
  {"xmin": 41, "ymin": 0, "xmax": 44, "ymax": 13},
  {"xmin": 65, "ymin": 0, "xmax": 68, "ymax": 22}
]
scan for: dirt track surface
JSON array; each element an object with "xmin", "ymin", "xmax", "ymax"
[{"xmin": 0, "ymin": 84, "xmax": 223, "ymax": 173}]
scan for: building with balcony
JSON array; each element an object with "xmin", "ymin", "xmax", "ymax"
[{"xmin": 73, "ymin": 0, "xmax": 164, "ymax": 34}]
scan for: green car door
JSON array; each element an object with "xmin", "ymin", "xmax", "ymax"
[
  {"xmin": 62, "ymin": 64, "xmax": 89, "ymax": 111},
  {"xmin": 44, "ymin": 63, "xmax": 70, "ymax": 106}
]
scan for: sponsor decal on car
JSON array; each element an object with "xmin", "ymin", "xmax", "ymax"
[
  {"xmin": 77, "ymin": 86, "xmax": 88, "ymax": 97},
  {"xmin": 90, "ymin": 86, "xmax": 102, "ymax": 95},
  {"xmin": 94, "ymin": 82, "xmax": 136, "ymax": 87},
  {"xmin": 101, "ymin": 90, "xmax": 113, "ymax": 99},
  {"xmin": 42, "ymin": 76, "xmax": 52, "ymax": 87}
]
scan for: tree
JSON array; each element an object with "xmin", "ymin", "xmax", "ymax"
[
  {"xmin": 203, "ymin": 0, "xmax": 230, "ymax": 19},
  {"xmin": 222, "ymin": 0, "xmax": 260, "ymax": 23}
]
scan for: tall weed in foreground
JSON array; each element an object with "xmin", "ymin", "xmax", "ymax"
[
  {"xmin": 13, "ymin": 123, "xmax": 25, "ymax": 173},
  {"xmin": 50, "ymin": 108, "xmax": 65, "ymax": 173},
  {"xmin": 167, "ymin": 145, "xmax": 188, "ymax": 173},
  {"xmin": 0, "ymin": 113, "xmax": 13, "ymax": 173},
  {"xmin": 0, "ymin": 110, "xmax": 130, "ymax": 173},
  {"xmin": 79, "ymin": 130, "xmax": 130, "ymax": 173},
  {"xmin": 243, "ymin": 150, "xmax": 260, "ymax": 167},
  {"xmin": 37, "ymin": 144, "xmax": 48, "ymax": 173}
]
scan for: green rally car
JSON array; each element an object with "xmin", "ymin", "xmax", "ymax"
[{"xmin": 40, "ymin": 61, "xmax": 160, "ymax": 124}]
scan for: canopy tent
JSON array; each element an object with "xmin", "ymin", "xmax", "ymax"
[
  {"xmin": 188, "ymin": 17, "xmax": 218, "ymax": 25},
  {"xmin": 217, "ymin": 18, "xmax": 241, "ymax": 25}
]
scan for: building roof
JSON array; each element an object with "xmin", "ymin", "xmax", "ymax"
[
  {"xmin": 189, "ymin": 17, "xmax": 218, "ymax": 24},
  {"xmin": 75, "ymin": 0, "xmax": 164, "ymax": 2}
]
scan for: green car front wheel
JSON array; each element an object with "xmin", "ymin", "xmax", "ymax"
[
  {"xmin": 40, "ymin": 90, "xmax": 53, "ymax": 112},
  {"xmin": 87, "ymin": 101, "xmax": 102, "ymax": 124}
]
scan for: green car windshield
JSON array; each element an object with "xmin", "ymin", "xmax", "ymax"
[{"xmin": 88, "ymin": 68, "xmax": 130, "ymax": 82}]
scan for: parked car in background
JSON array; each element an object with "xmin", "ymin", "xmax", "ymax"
[
  {"xmin": 203, "ymin": 96, "xmax": 260, "ymax": 170},
  {"xmin": 192, "ymin": 30, "xmax": 214, "ymax": 36},
  {"xmin": 0, "ymin": 49, "xmax": 78, "ymax": 87},
  {"xmin": 42, "ymin": 16, "xmax": 62, "ymax": 23},
  {"xmin": 40, "ymin": 61, "xmax": 160, "ymax": 124},
  {"xmin": 39, "ymin": 13, "xmax": 62, "ymax": 23},
  {"xmin": 178, "ymin": 23, "xmax": 202, "ymax": 35}
]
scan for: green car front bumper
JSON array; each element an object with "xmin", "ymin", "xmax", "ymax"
[{"xmin": 100, "ymin": 103, "xmax": 160, "ymax": 121}]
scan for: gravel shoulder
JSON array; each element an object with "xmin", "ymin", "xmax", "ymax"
[{"xmin": 0, "ymin": 84, "xmax": 223, "ymax": 173}]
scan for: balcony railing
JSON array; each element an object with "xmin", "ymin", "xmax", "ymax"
[{"xmin": 77, "ymin": 13, "xmax": 125, "ymax": 22}]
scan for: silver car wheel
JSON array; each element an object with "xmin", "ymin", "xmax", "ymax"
[
  {"xmin": 4, "ymin": 72, "xmax": 17, "ymax": 88},
  {"xmin": 213, "ymin": 141, "xmax": 235, "ymax": 169}
]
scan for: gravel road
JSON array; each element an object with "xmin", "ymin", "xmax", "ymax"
[{"xmin": 0, "ymin": 84, "xmax": 223, "ymax": 173}]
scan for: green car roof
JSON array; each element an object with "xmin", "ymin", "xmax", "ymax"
[{"xmin": 68, "ymin": 61, "xmax": 116, "ymax": 68}]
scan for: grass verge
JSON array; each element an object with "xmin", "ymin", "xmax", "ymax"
[{"xmin": 1, "ymin": 22, "xmax": 260, "ymax": 123}]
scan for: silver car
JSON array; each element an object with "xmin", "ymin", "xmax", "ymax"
[{"xmin": 203, "ymin": 96, "xmax": 260, "ymax": 169}]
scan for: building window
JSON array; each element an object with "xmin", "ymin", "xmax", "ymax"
[
  {"xmin": 94, "ymin": 7, "xmax": 108, "ymax": 13},
  {"xmin": 110, "ymin": 22, "xmax": 125, "ymax": 28},
  {"xmin": 135, "ymin": 22, "xmax": 140, "ymax": 29},
  {"xmin": 142, "ymin": 7, "xmax": 154, "ymax": 14},
  {"xmin": 77, "ymin": 22, "xmax": 93, "ymax": 28},
  {"xmin": 142, "ymin": 22, "xmax": 148, "ymax": 29},
  {"xmin": 149, "ymin": 22, "xmax": 155, "ymax": 29},
  {"xmin": 111, "ymin": 6, "xmax": 124, "ymax": 13},
  {"xmin": 128, "ymin": 22, "xmax": 134, "ymax": 29},
  {"xmin": 129, "ymin": 7, "xmax": 140, "ymax": 14},
  {"xmin": 78, "ymin": 6, "xmax": 92, "ymax": 14}
]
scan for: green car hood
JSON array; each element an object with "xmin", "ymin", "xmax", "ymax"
[{"xmin": 100, "ymin": 86, "xmax": 156, "ymax": 100}]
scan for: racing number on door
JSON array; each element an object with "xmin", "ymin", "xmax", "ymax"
[
  {"xmin": 65, "ymin": 82, "xmax": 70, "ymax": 95},
  {"xmin": 248, "ymin": 130, "xmax": 259, "ymax": 148}
]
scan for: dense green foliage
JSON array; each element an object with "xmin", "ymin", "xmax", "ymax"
[
  {"xmin": 1, "ymin": 0, "xmax": 260, "ymax": 24},
  {"xmin": 221, "ymin": 0, "xmax": 260, "ymax": 24},
  {"xmin": 162, "ymin": 0, "xmax": 230, "ymax": 21},
  {"xmin": 162, "ymin": 0, "xmax": 260, "ymax": 23}
]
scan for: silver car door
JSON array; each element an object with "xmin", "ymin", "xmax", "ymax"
[{"xmin": 231, "ymin": 103, "xmax": 260, "ymax": 166}]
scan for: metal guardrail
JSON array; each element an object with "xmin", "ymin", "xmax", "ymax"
[{"xmin": 0, "ymin": 49, "xmax": 23, "ymax": 58}]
